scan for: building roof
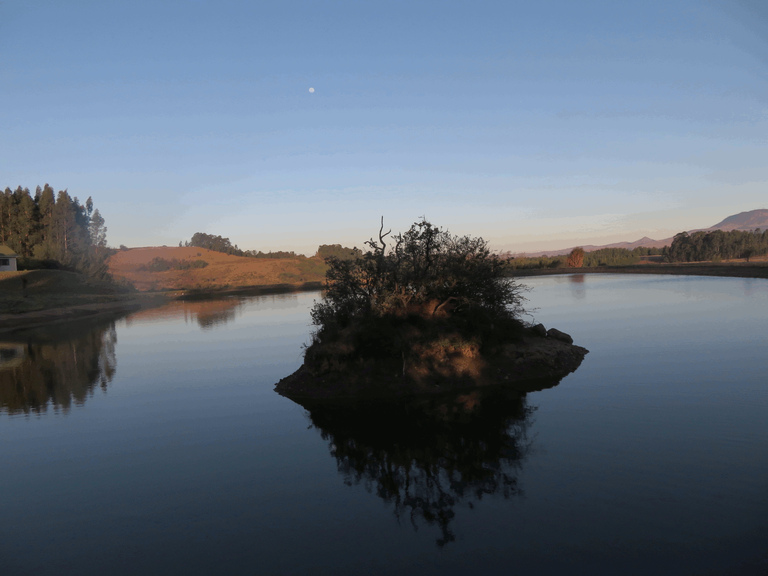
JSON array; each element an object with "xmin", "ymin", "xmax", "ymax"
[{"xmin": 0, "ymin": 245, "xmax": 19, "ymax": 257}]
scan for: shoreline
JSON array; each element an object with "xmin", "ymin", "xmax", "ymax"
[
  {"xmin": 509, "ymin": 262, "xmax": 768, "ymax": 279},
  {"xmin": 3, "ymin": 266, "xmax": 766, "ymax": 335},
  {"xmin": 0, "ymin": 281, "xmax": 324, "ymax": 335}
]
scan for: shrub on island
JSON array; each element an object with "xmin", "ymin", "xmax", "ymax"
[{"xmin": 276, "ymin": 219, "xmax": 588, "ymax": 399}]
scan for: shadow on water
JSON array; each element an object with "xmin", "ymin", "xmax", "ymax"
[
  {"xmin": 0, "ymin": 317, "xmax": 118, "ymax": 415},
  {"xmin": 294, "ymin": 382, "xmax": 564, "ymax": 546}
]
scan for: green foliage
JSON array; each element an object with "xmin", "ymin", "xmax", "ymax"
[
  {"xmin": 583, "ymin": 248, "xmax": 640, "ymax": 267},
  {"xmin": 633, "ymin": 246, "xmax": 663, "ymax": 256},
  {"xmin": 187, "ymin": 232, "xmax": 242, "ymax": 255},
  {"xmin": 247, "ymin": 250, "xmax": 303, "ymax": 259},
  {"xmin": 664, "ymin": 229, "xmax": 768, "ymax": 262},
  {"xmin": 506, "ymin": 245, "xmax": 660, "ymax": 271},
  {"xmin": 316, "ymin": 244, "xmax": 362, "ymax": 261},
  {"xmin": 0, "ymin": 184, "xmax": 110, "ymax": 279},
  {"xmin": 184, "ymin": 231, "xmax": 306, "ymax": 259},
  {"xmin": 505, "ymin": 255, "xmax": 566, "ymax": 270},
  {"xmin": 311, "ymin": 219, "xmax": 527, "ymax": 339}
]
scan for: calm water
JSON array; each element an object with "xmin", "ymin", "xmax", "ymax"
[{"xmin": 1, "ymin": 275, "xmax": 767, "ymax": 575}]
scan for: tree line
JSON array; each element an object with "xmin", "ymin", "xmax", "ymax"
[
  {"xmin": 1, "ymin": 185, "xmax": 109, "ymax": 277},
  {"xmin": 663, "ymin": 229, "xmax": 768, "ymax": 262},
  {"xmin": 506, "ymin": 246, "xmax": 662, "ymax": 270},
  {"xmin": 181, "ymin": 233, "xmax": 363, "ymax": 261},
  {"xmin": 181, "ymin": 232, "xmax": 302, "ymax": 259}
]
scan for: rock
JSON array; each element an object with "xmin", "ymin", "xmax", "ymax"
[
  {"xmin": 546, "ymin": 328, "xmax": 573, "ymax": 344},
  {"xmin": 531, "ymin": 323, "xmax": 547, "ymax": 337}
]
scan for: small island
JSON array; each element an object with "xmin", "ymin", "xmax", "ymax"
[{"xmin": 275, "ymin": 219, "xmax": 588, "ymax": 400}]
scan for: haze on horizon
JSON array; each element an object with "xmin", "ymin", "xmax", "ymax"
[{"xmin": 1, "ymin": 0, "xmax": 767, "ymax": 255}]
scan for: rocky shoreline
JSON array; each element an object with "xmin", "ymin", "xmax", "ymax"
[{"xmin": 275, "ymin": 326, "xmax": 588, "ymax": 401}]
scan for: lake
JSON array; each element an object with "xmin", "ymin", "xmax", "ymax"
[{"xmin": 1, "ymin": 274, "xmax": 766, "ymax": 575}]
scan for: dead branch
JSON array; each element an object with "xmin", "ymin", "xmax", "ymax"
[{"xmin": 379, "ymin": 216, "xmax": 391, "ymax": 252}]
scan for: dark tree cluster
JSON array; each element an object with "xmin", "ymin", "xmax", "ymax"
[
  {"xmin": 1, "ymin": 184, "xmax": 109, "ymax": 277},
  {"xmin": 278, "ymin": 219, "xmax": 586, "ymax": 398},
  {"xmin": 583, "ymin": 247, "xmax": 640, "ymax": 267},
  {"xmin": 316, "ymin": 244, "xmax": 362, "ymax": 261},
  {"xmin": 506, "ymin": 245, "xmax": 662, "ymax": 270},
  {"xmin": 664, "ymin": 229, "xmax": 768, "ymax": 262},
  {"xmin": 184, "ymin": 232, "xmax": 243, "ymax": 255},
  {"xmin": 182, "ymin": 232, "xmax": 303, "ymax": 259},
  {"xmin": 247, "ymin": 249, "xmax": 302, "ymax": 259},
  {"xmin": 311, "ymin": 219, "xmax": 527, "ymax": 344}
]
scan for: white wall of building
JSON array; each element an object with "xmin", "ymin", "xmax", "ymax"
[{"xmin": 0, "ymin": 257, "xmax": 18, "ymax": 272}]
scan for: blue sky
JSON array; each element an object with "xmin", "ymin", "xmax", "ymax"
[{"xmin": 1, "ymin": 0, "xmax": 766, "ymax": 254}]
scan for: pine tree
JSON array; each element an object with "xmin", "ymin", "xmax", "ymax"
[{"xmin": 89, "ymin": 209, "xmax": 107, "ymax": 248}]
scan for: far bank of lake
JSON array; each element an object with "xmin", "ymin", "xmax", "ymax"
[{"xmin": 511, "ymin": 261, "xmax": 768, "ymax": 279}]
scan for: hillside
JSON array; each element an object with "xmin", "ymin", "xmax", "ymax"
[
  {"xmin": 107, "ymin": 247, "xmax": 328, "ymax": 292},
  {"xmin": 522, "ymin": 208, "xmax": 767, "ymax": 257},
  {"xmin": 522, "ymin": 236, "xmax": 670, "ymax": 257},
  {"xmin": 707, "ymin": 209, "xmax": 768, "ymax": 232}
]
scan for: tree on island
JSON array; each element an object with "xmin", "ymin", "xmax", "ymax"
[
  {"xmin": 310, "ymin": 218, "xmax": 527, "ymax": 339},
  {"xmin": 276, "ymin": 217, "xmax": 587, "ymax": 399}
]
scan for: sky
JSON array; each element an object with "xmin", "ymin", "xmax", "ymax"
[{"xmin": 1, "ymin": 0, "xmax": 767, "ymax": 255}]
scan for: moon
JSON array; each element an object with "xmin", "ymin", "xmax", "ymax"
[{"xmin": 309, "ymin": 87, "xmax": 315, "ymax": 93}]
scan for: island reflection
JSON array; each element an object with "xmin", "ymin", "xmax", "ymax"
[
  {"xmin": 298, "ymin": 384, "xmax": 556, "ymax": 546},
  {"xmin": 0, "ymin": 318, "xmax": 117, "ymax": 415}
]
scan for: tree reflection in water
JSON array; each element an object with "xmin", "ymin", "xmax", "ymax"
[
  {"xmin": 124, "ymin": 297, "xmax": 251, "ymax": 330},
  {"xmin": 300, "ymin": 387, "xmax": 547, "ymax": 546},
  {"xmin": 0, "ymin": 318, "xmax": 117, "ymax": 415}
]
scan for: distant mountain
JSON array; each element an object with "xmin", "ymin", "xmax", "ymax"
[
  {"xmin": 519, "ymin": 209, "xmax": 768, "ymax": 257},
  {"xmin": 706, "ymin": 209, "xmax": 768, "ymax": 232}
]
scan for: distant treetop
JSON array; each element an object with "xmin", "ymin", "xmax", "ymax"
[
  {"xmin": 316, "ymin": 244, "xmax": 362, "ymax": 261},
  {"xmin": 183, "ymin": 232, "xmax": 304, "ymax": 259}
]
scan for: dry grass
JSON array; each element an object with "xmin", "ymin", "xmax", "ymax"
[{"xmin": 107, "ymin": 246, "xmax": 328, "ymax": 291}]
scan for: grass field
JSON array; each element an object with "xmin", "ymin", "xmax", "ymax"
[{"xmin": 107, "ymin": 247, "xmax": 328, "ymax": 292}]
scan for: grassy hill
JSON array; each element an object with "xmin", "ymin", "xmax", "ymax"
[{"xmin": 107, "ymin": 246, "xmax": 328, "ymax": 292}]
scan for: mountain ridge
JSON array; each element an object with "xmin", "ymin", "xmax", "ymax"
[{"xmin": 518, "ymin": 209, "xmax": 768, "ymax": 257}]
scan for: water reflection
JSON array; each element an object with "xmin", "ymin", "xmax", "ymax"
[
  {"xmin": 124, "ymin": 294, "xmax": 299, "ymax": 330},
  {"xmin": 569, "ymin": 273, "xmax": 586, "ymax": 299},
  {"xmin": 0, "ymin": 318, "xmax": 117, "ymax": 415},
  {"xmin": 298, "ymin": 387, "xmax": 545, "ymax": 546}
]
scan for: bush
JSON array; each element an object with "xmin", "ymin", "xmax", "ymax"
[
  {"xmin": 311, "ymin": 219, "xmax": 527, "ymax": 341},
  {"xmin": 566, "ymin": 247, "xmax": 584, "ymax": 268}
]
